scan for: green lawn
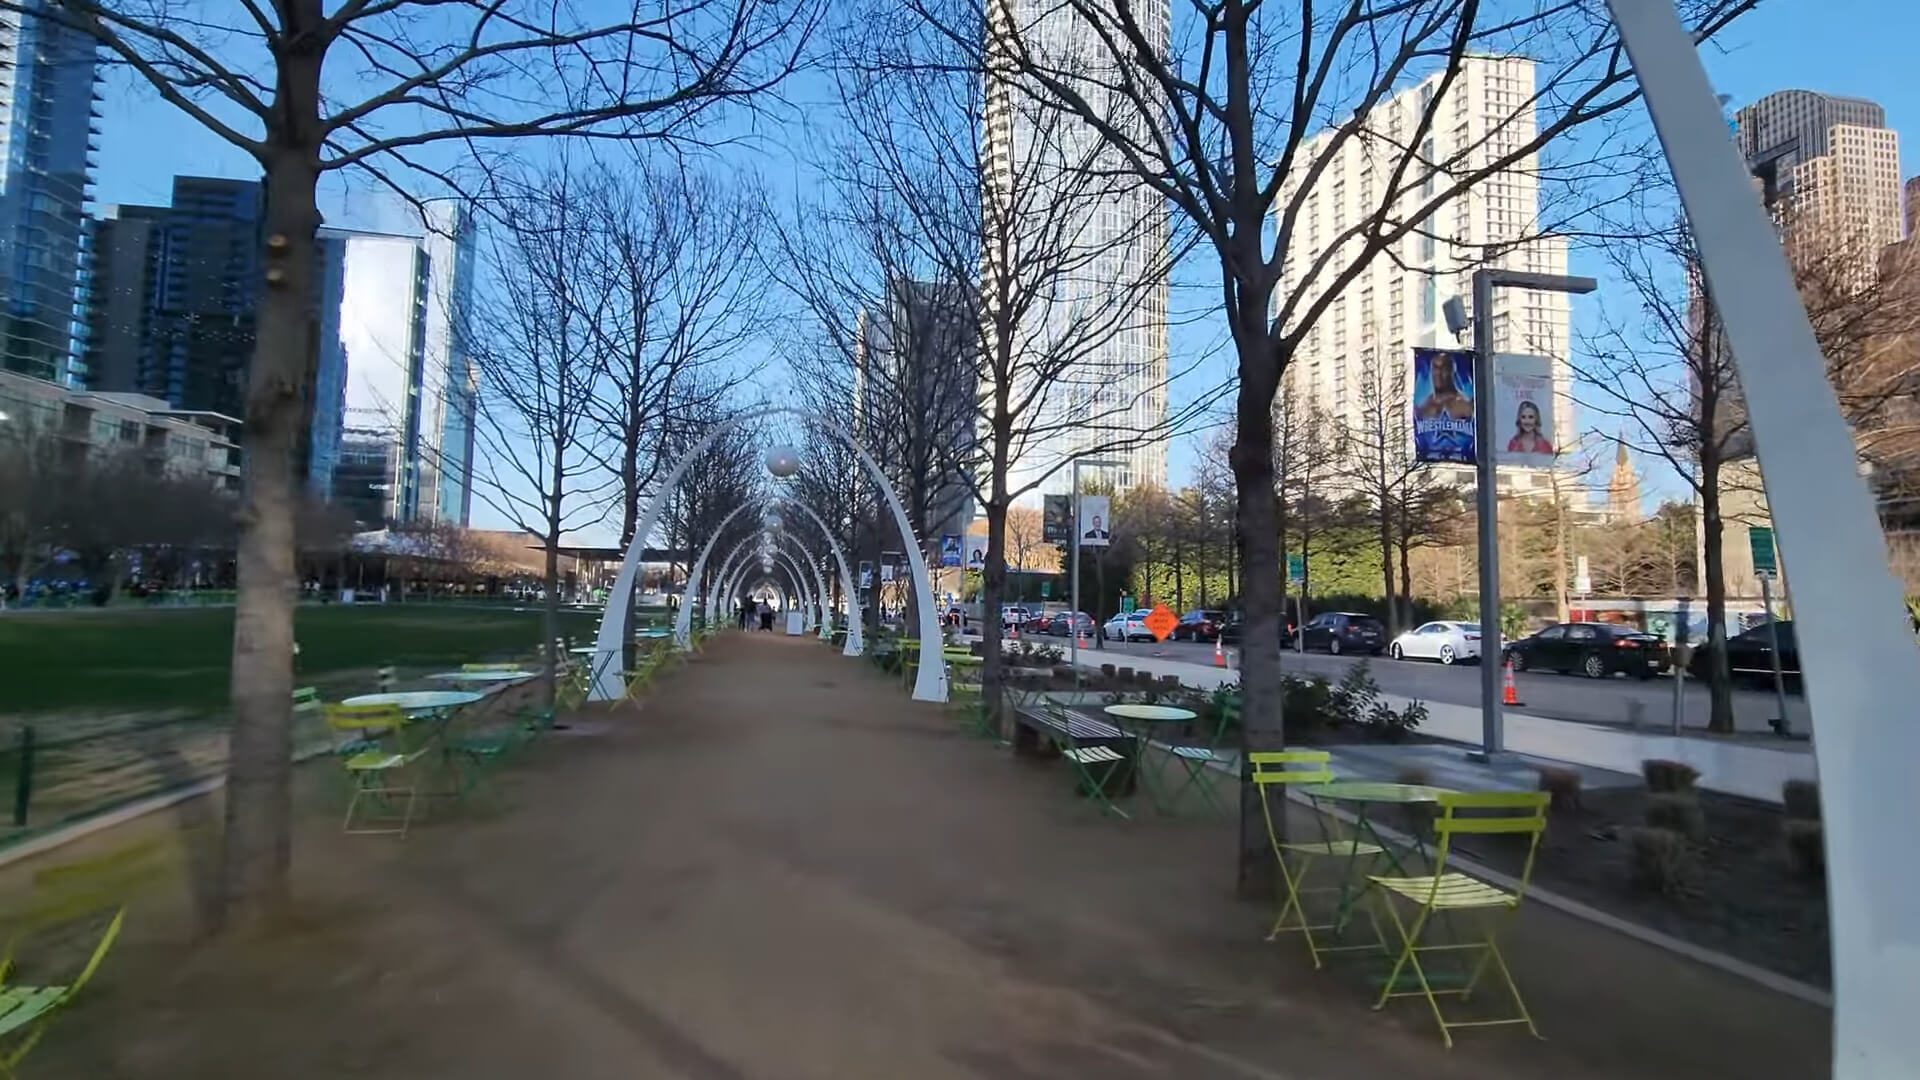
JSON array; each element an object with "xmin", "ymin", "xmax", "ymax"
[{"xmin": 0, "ymin": 603, "xmax": 608, "ymax": 716}]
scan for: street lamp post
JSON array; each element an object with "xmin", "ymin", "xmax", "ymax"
[
  {"xmin": 1466, "ymin": 267, "xmax": 1596, "ymax": 761},
  {"xmin": 1069, "ymin": 457, "xmax": 1123, "ymax": 677}
]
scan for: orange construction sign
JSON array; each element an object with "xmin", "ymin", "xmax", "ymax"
[{"xmin": 1143, "ymin": 604, "xmax": 1178, "ymax": 642}]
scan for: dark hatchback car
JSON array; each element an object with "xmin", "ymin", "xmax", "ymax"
[
  {"xmin": 1041, "ymin": 611, "xmax": 1095, "ymax": 637},
  {"xmin": 1688, "ymin": 620, "xmax": 1801, "ymax": 688},
  {"xmin": 1171, "ymin": 609, "xmax": 1229, "ymax": 642},
  {"xmin": 1301, "ymin": 612, "xmax": 1386, "ymax": 655},
  {"xmin": 1506, "ymin": 621, "xmax": 1672, "ymax": 680}
]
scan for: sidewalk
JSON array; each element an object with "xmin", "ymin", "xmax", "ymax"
[
  {"xmin": 28, "ymin": 633, "xmax": 1827, "ymax": 1079},
  {"xmin": 1079, "ymin": 651, "xmax": 1816, "ymax": 803}
]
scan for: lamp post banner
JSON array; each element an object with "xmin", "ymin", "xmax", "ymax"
[
  {"xmin": 939, "ymin": 534, "xmax": 962, "ymax": 567},
  {"xmin": 1493, "ymin": 353, "xmax": 1557, "ymax": 468},
  {"xmin": 1412, "ymin": 347, "xmax": 1477, "ymax": 464},
  {"xmin": 964, "ymin": 534, "xmax": 987, "ymax": 570}
]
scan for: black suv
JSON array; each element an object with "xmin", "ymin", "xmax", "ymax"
[{"xmin": 1300, "ymin": 612, "xmax": 1386, "ymax": 655}]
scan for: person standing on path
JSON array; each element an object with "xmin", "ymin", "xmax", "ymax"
[
  {"xmin": 739, "ymin": 596, "xmax": 754, "ymax": 630},
  {"xmin": 758, "ymin": 599, "xmax": 775, "ymax": 632}
]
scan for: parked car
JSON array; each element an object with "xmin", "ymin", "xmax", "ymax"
[
  {"xmin": 1042, "ymin": 611, "xmax": 1096, "ymax": 638},
  {"xmin": 1000, "ymin": 605, "xmax": 1031, "ymax": 629},
  {"xmin": 1388, "ymin": 621, "xmax": 1486, "ymax": 665},
  {"xmin": 1101, "ymin": 609, "xmax": 1155, "ymax": 642},
  {"xmin": 1687, "ymin": 620, "xmax": 1801, "ymax": 688},
  {"xmin": 1171, "ymin": 609, "xmax": 1230, "ymax": 642},
  {"xmin": 1300, "ymin": 612, "xmax": 1387, "ymax": 655},
  {"xmin": 1505, "ymin": 621, "xmax": 1671, "ymax": 679}
]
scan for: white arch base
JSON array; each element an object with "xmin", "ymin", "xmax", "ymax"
[
  {"xmin": 1608, "ymin": 3, "xmax": 1915, "ymax": 1073},
  {"xmin": 592, "ymin": 407, "xmax": 942, "ymax": 703}
]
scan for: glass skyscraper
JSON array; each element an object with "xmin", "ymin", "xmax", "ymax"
[{"xmin": 0, "ymin": 2, "xmax": 100, "ymax": 385}]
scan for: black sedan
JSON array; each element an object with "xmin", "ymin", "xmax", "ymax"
[
  {"xmin": 1042, "ymin": 611, "xmax": 1095, "ymax": 638},
  {"xmin": 1505, "ymin": 621, "xmax": 1671, "ymax": 680},
  {"xmin": 1687, "ymin": 621, "xmax": 1800, "ymax": 688},
  {"xmin": 1171, "ymin": 609, "xmax": 1229, "ymax": 642}
]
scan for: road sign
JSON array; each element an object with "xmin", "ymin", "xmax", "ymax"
[
  {"xmin": 1119, "ymin": 595, "xmax": 1134, "ymax": 613},
  {"xmin": 1574, "ymin": 555, "xmax": 1592, "ymax": 596},
  {"xmin": 1143, "ymin": 604, "xmax": 1178, "ymax": 642},
  {"xmin": 1748, "ymin": 525, "xmax": 1777, "ymax": 578},
  {"xmin": 1286, "ymin": 553, "xmax": 1305, "ymax": 586},
  {"xmin": 1040, "ymin": 579, "xmax": 1051, "ymax": 599}
]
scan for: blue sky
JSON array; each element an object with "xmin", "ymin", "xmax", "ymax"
[{"xmin": 88, "ymin": 0, "xmax": 1920, "ymax": 521}]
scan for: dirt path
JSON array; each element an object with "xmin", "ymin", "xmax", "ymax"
[{"xmin": 30, "ymin": 632, "xmax": 1828, "ymax": 1078}]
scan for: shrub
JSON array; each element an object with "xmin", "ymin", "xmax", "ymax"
[
  {"xmin": 1362, "ymin": 698, "xmax": 1425, "ymax": 742},
  {"xmin": 1644, "ymin": 792, "xmax": 1705, "ymax": 840},
  {"xmin": 1782, "ymin": 819, "xmax": 1825, "ymax": 880},
  {"xmin": 1280, "ymin": 674, "xmax": 1335, "ymax": 730},
  {"xmin": 1536, "ymin": 766, "xmax": 1584, "ymax": 813},
  {"xmin": 1642, "ymin": 758, "xmax": 1701, "ymax": 794},
  {"xmin": 1629, "ymin": 827, "xmax": 1699, "ymax": 896},
  {"xmin": 1782, "ymin": 779, "xmax": 1821, "ymax": 821},
  {"xmin": 1330, "ymin": 661, "xmax": 1381, "ymax": 726}
]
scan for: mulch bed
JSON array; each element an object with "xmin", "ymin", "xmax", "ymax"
[{"xmin": 1455, "ymin": 786, "xmax": 1831, "ymax": 989}]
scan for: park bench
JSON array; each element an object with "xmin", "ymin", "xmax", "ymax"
[{"xmin": 1012, "ymin": 702, "xmax": 1139, "ymax": 813}]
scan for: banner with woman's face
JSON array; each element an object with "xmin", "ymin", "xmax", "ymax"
[{"xmin": 1493, "ymin": 353, "xmax": 1557, "ymax": 468}]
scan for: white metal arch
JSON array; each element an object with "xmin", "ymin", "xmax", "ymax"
[
  {"xmin": 674, "ymin": 503, "xmax": 759, "ymax": 648},
  {"xmin": 592, "ymin": 406, "xmax": 944, "ymax": 702},
  {"xmin": 771, "ymin": 547, "xmax": 824, "ymax": 633},
  {"xmin": 710, "ymin": 539, "xmax": 757, "ymax": 626},
  {"xmin": 768, "ymin": 535, "xmax": 831, "ymax": 637},
  {"xmin": 776, "ymin": 499, "xmax": 864, "ymax": 656},
  {"xmin": 731, "ymin": 558, "xmax": 803, "ymax": 627}
]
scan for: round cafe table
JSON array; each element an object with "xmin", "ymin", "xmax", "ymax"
[
  {"xmin": 1102, "ymin": 703, "xmax": 1196, "ymax": 725},
  {"xmin": 1307, "ymin": 781, "xmax": 1455, "ymax": 921},
  {"xmin": 341, "ymin": 690, "xmax": 484, "ymax": 716},
  {"xmin": 427, "ymin": 670, "xmax": 534, "ymax": 685}
]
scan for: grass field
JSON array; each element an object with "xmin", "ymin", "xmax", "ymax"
[{"xmin": 0, "ymin": 603, "xmax": 609, "ymax": 716}]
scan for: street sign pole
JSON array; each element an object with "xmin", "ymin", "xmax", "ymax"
[
  {"xmin": 1759, "ymin": 571, "xmax": 1792, "ymax": 737},
  {"xmin": 1069, "ymin": 460, "xmax": 1081, "ymax": 682}
]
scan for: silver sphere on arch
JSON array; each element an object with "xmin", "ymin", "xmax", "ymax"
[{"xmin": 765, "ymin": 445, "xmax": 801, "ymax": 478}]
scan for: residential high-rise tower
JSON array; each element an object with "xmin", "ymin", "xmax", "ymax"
[
  {"xmin": 1276, "ymin": 56, "xmax": 1572, "ymax": 497},
  {"xmin": 982, "ymin": 0, "xmax": 1170, "ymax": 497}
]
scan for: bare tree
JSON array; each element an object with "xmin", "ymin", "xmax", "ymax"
[
  {"xmin": 920, "ymin": 0, "xmax": 1757, "ymax": 885},
  {"xmin": 469, "ymin": 168, "xmax": 609, "ymax": 719},
  {"xmin": 26, "ymin": 0, "xmax": 816, "ymax": 923},
  {"xmin": 811, "ymin": 0, "xmax": 1205, "ymax": 711},
  {"xmin": 580, "ymin": 160, "xmax": 768, "ymax": 550}
]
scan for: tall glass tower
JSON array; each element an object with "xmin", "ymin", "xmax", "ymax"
[{"xmin": 0, "ymin": 2, "xmax": 100, "ymax": 385}]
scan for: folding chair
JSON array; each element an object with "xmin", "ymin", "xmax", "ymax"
[
  {"xmin": 1048, "ymin": 702, "xmax": 1134, "ymax": 821},
  {"xmin": 1154, "ymin": 697, "xmax": 1238, "ymax": 814},
  {"xmin": 1364, "ymin": 791, "xmax": 1550, "ymax": 1047},
  {"xmin": 0, "ymin": 840, "xmax": 161, "ymax": 1074},
  {"xmin": 325, "ymin": 704, "xmax": 432, "ymax": 837},
  {"xmin": 1250, "ymin": 751, "xmax": 1387, "ymax": 969}
]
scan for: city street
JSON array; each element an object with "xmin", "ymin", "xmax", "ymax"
[{"xmin": 1032, "ymin": 632, "xmax": 1813, "ymax": 737}]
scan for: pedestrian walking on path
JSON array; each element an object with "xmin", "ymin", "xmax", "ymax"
[{"xmin": 758, "ymin": 599, "xmax": 775, "ymax": 632}]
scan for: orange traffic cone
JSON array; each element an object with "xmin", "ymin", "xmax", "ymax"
[
  {"xmin": 1213, "ymin": 636, "xmax": 1227, "ymax": 668},
  {"xmin": 1502, "ymin": 656, "xmax": 1524, "ymax": 707}
]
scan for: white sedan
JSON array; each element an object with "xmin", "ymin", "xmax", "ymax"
[
  {"xmin": 1388, "ymin": 621, "xmax": 1486, "ymax": 665},
  {"xmin": 1101, "ymin": 610, "xmax": 1155, "ymax": 642}
]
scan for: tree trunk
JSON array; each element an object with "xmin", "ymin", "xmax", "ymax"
[
  {"xmin": 1553, "ymin": 494, "xmax": 1570, "ymax": 622},
  {"xmin": 1377, "ymin": 498, "xmax": 1397, "ymax": 636},
  {"xmin": 219, "ymin": 74, "xmax": 325, "ymax": 929},
  {"xmin": 1700, "ymin": 456, "xmax": 1735, "ymax": 733},
  {"xmin": 1229, "ymin": 326, "xmax": 1284, "ymax": 898}
]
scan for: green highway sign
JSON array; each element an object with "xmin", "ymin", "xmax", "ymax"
[
  {"xmin": 1748, "ymin": 525, "xmax": 1777, "ymax": 578},
  {"xmin": 1040, "ymin": 579, "xmax": 1052, "ymax": 599},
  {"xmin": 1286, "ymin": 553, "xmax": 1305, "ymax": 587}
]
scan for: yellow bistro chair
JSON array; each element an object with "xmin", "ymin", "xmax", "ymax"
[
  {"xmin": 325, "ymin": 704, "xmax": 431, "ymax": 837},
  {"xmin": 1249, "ymin": 751, "xmax": 1386, "ymax": 968},
  {"xmin": 1365, "ymin": 790, "xmax": 1550, "ymax": 1047}
]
